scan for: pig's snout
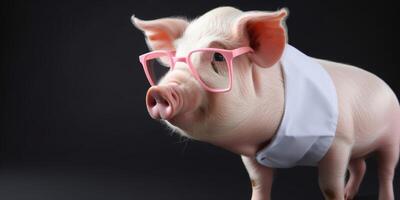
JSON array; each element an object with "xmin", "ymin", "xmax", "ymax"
[{"xmin": 146, "ymin": 84, "xmax": 182, "ymax": 120}]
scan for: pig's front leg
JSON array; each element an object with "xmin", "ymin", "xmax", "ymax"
[
  {"xmin": 241, "ymin": 155, "xmax": 274, "ymax": 200},
  {"xmin": 318, "ymin": 140, "xmax": 352, "ymax": 200}
]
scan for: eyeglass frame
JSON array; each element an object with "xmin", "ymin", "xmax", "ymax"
[{"xmin": 139, "ymin": 47, "xmax": 254, "ymax": 93}]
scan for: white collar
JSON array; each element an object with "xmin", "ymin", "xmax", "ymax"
[{"xmin": 255, "ymin": 44, "xmax": 338, "ymax": 168}]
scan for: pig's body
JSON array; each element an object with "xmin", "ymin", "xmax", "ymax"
[
  {"xmin": 318, "ymin": 58, "xmax": 400, "ymax": 159},
  {"xmin": 316, "ymin": 59, "xmax": 400, "ymax": 200},
  {"xmin": 132, "ymin": 6, "xmax": 399, "ymax": 200},
  {"xmin": 243, "ymin": 55, "xmax": 400, "ymax": 200}
]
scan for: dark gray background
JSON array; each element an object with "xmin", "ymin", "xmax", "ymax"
[{"xmin": 1, "ymin": 0, "xmax": 399, "ymax": 199}]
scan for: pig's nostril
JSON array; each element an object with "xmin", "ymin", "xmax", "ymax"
[
  {"xmin": 146, "ymin": 85, "xmax": 180, "ymax": 120},
  {"xmin": 148, "ymin": 95, "xmax": 157, "ymax": 107},
  {"xmin": 151, "ymin": 92, "xmax": 170, "ymax": 107}
]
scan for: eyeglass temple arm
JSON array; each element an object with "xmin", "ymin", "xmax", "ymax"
[
  {"xmin": 139, "ymin": 50, "xmax": 176, "ymax": 61},
  {"xmin": 232, "ymin": 47, "xmax": 254, "ymax": 57}
]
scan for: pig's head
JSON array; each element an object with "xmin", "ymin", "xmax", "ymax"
[{"xmin": 132, "ymin": 7, "xmax": 288, "ymax": 156}]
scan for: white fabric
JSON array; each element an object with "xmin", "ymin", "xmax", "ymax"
[{"xmin": 256, "ymin": 44, "xmax": 338, "ymax": 168}]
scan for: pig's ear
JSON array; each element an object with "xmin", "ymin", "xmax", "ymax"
[
  {"xmin": 131, "ymin": 15, "xmax": 189, "ymax": 51},
  {"xmin": 234, "ymin": 9, "xmax": 288, "ymax": 67}
]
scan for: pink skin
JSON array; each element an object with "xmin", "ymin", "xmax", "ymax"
[{"xmin": 132, "ymin": 6, "xmax": 400, "ymax": 200}]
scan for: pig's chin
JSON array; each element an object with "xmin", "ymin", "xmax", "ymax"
[
  {"xmin": 162, "ymin": 107, "xmax": 208, "ymax": 140},
  {"xmin": 161, "ymin": 120, "xmax": 193, "ymax": 139}
]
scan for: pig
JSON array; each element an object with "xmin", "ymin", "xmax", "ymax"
[{"xmin": 131, "ymin": 6, "xmax": 400, "ymax": 200}]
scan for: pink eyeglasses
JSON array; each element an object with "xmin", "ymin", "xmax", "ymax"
[{"xmin": 139, "ymin": 47, "xmax": 253, "ymax": 93}]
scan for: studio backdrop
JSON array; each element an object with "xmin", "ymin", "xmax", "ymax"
[{"xmin": 1, "ymin": 0, "xmax": 399, "ymax": 200}]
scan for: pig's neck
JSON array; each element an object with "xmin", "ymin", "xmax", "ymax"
[
  {"xmin": 215, "ymin": 62, "xmax": 285, "ymax": 157},
  {"xmin": 245, "ymin": 62, "xmax": 286, "ymax": 156}
]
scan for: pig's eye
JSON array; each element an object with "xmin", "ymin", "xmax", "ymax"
[
  {"xmin": 212, "ymin": 52, "xmax": 225, "ymax": 62},
  {"xmin": 211, "ymin": 52, "xmax": 225, "ymax": 74}
]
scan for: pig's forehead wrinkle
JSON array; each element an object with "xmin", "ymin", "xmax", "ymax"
[
  {"xmin": 175, "ymin": 36, "xmax": 235, "ymax": 57},
  {"xmin": 184, "ymin": 18, "xmax": 234, "ymax": 38},
  {"xmin": 180, "ymin": 7, "xmax": 242, "ymax": 44}
]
